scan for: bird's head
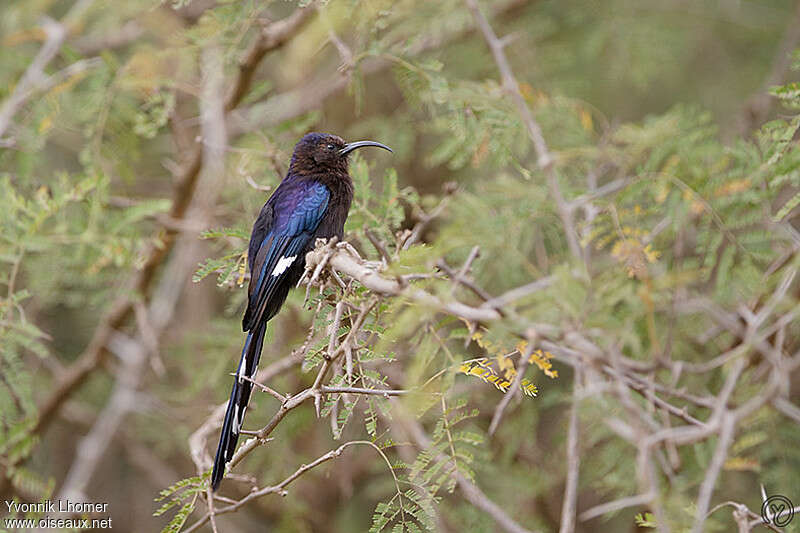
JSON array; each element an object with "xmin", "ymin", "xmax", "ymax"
[{"xmin": 289, "ymin": 132, "xmax": 392, "ymax": 174}]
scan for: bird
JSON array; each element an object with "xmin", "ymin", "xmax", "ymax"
[{"xmin": 211, "ymin": 132, "xmax": 392, "ymax": 491}]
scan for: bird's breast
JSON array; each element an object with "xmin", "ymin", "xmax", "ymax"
[{"xmin": 315, "ymin": 180, "xmax": 353, "ymax": 241}]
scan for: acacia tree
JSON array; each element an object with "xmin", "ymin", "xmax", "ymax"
[{"xmin": 1, "ymin": 1, "xmax": 799, "ymax": 532}]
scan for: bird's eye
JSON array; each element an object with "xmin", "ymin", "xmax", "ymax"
[{"xmin": 326, "ymin": 144, "xmax": 334, "ymax": 151}]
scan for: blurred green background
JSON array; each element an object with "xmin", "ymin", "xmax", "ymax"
[{"xmin": 1, "ymin": 1, "xmax": 799, "ymax": 532}]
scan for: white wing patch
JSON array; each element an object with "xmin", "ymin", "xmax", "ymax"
[{"xmin": 271, "ymin": 255, "xmax": 297, "ymax": 277}]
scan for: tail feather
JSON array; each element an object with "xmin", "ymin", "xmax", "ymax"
[{"xmin": 211, "ymin": 321, "xmax": 268, "ymax": 491}]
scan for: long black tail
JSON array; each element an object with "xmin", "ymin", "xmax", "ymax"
[{"xmin": 211, "ymin": 320, "xmax": 267, "ymax": 490}]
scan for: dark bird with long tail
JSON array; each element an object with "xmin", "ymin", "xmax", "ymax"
[{"xmin": 211, "ymin": 132, "xmax": 392, "ymax": 491}]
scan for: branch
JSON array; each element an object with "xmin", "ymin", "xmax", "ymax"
[
  {"xmin": 397, "ymin": 410, "xmax": 537, "ymax": 533},
  {"xmin": 209, "ymin": 299, "xmax": 376, "ymax": 485},
  {"xmin": 228, "ymin": 0, "xmax": 528, "ymax": 137},
  {"xmin": 0, "ymin": 0, "xmax": 100, "ymax": 143},
  {"xmin": 304, "ymin": 241, "xmax": 501, "ymax": 323},
  {"xmin": 72, "ymin": 20, "xmax": 144, "ymax": 55},
  {"xmin": 321, "ymin": 386, "xmax": 410, "ymax": 397},
  {"xmin": 737, "ymin": 0, "xmax": 800, "ymax": 133},
  {"xmin": 481, "ymin": 275, "xmax": 555, "ymax": 310},
  {"xmin": 579, "ymin": 492, "xmax": 654, "ymax": 522},
  {"xmin": 488, "ymin": 343, "xmax": 533, "ymax": 435},
  {"xmin": 691, "ymin": 412, "xmax": 736, "ymax": 533},
  {"xmin": 54, "ymin": 332, "xmax": 147, "ymax": 504},
  {"xmin": 558, "ymin": 367, "xmax": 581, "ymax": 533},
  {"xmin": 225, "ymin": 4, "xmax": 316, "ymax": 111},
  {"xmin": 188, "ymin": 351, "xmax": 305, "ymax": 475},
  {"xmin": 773, "ymin": 397, "xmax": 800, "ymax": 424},
  {"xmin": 0, "ymin": 19, "xmax": 66, "ymax": 140},
  {"xmin": 185, "ymin": 441, "xmax": 364, "ymax": 533},
  {"xmin": 464, "ymin": 0, "xmax": 581, "ymax": 260}
]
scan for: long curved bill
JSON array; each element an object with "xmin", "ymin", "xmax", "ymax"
[{"xmin": 339, "ymin": 140, "xmax": 393, "ymax": 156}]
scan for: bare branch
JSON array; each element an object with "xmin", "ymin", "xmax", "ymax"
[
  {"xmin": 579, "ymin": 492, "xmax": 655, "ymax": 522},
  {"xmin": 0, "ymin": 19, "xmax": 66, "ymax": 140},
  {"xmin": 305, "ymin": 242, "xmax": 501, "ymax": 323},
  {"xmin": 558, "ymin": 367, "xmax": 581, "ymax": 533},
  {"xmin": 185, "ymin": 441, "xmax": 364, "ymax": 533},
  {"xmin": 229, "ymin": 0, "xmax": 528, "ymax": 137},
  {"xmin": 773, "ymin": 397, "xmax": 800, "ymax": 424},
  {"xmin": 481, "ymin": 276, "xmax": 555, "ymax": 310},
  {"xmin": 73, "ymin": 20, "xmax": 144, "ymax": 54},
  {"xmin": 225, "ymin": 4, "xmax": 316, "ymax": 111},
  {"xmin": 691, "ymin": 413, "xmax": 736, "ymax": 533},
  {"xmin": 321, "ymin": 386, "xmax": 410, "ymax": 397}
]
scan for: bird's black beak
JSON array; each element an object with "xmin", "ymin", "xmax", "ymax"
[{"xmin": 339, "ymin": 140, "xmax": 393, "ymax": 156}]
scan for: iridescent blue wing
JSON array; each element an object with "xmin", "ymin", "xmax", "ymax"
[{"xmin": 242, "ymin": 180, "xmax": 329, "ymax": 331}]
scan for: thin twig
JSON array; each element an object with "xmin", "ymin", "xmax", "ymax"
[
  {"xmin": 691, "ymin": 412, "xmax": 736, "ymax": 533},
  {"xmin": 579, "ymin": 492, "xmax": 654, "ymax": 522},
  {"xmin": 0, "ymin": 18, "xmax": 67, "ymax": 140},
  {"xmin": 321, "ymin": 386, "xmax": 409, "ymax": 397},
  {"xmin": 488, "ymin": 344, "xmax": 533, "ymax": 435},
  {"xmin": 464, "ymin": 0, "xmax": 581, "ymax": 260},
  {"xmin": 237, "ymin": 374, "xmax": 286, "ymax": 402},
  {"xmin": 185, "ymin": 441, "xmax": 364, "ymax": 533},
  {"xmin": 558, "ymin": 367, "xmax": 581, "ymax": 533}
]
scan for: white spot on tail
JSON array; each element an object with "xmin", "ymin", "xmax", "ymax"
[
  {"xmin": 232, "ymin": 404, "xmax": 247, "ymax": 435},
  {"xmin": 272, "ymin": 255, "xmax": 297, "ymax": 277},
  {"xmin": 237, "ymin": 356, "xmax": 246, "ymax": 384}
]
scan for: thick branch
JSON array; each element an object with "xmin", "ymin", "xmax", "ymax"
[
  {"xmin": 225, "ymin": 5, "xmax": 316, "ymax": 111},
  {"xmin": 228, "ymin": 0, "xmax": 528, "ymax": 137},
  {"xmin": 305, "ymin": 242, "xmax": 501, "ymax": 323}
]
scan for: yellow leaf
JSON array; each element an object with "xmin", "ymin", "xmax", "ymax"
[
  {"xmin": 237, "ymin": 251, "xmax": 248, "ymax": 286},
  {"xmin": 521, "ymin": 379, "xmax": 538, "ymax": 397},
  {"xmin": 519, "ymin": 82, "xmax": 535, "ymax": 101},
  {"xmin": 496, "ymin": 355, "xmax": 513, "ymax": 369},
  {"xmin": 38, "ymin": 116, "xmax": 53, "ymax": 134},
  {"xmin": 655, "ymin": 184, "xmax": 669, "ymax": 204},
  {"xmin": 3, "ymin": 27, "xmax": 45, "ymax": 47},
  {"xmin": 715, "ymin": 178, "xmax": 751, "ymax": 197},
  {"xmin": 471, "ymin": 136, "xmax": 490, "ymax": 167},
  {"xmin": 723, "ymin": 457, "xmax": 760, "ymax": 472},
  {"xmin": 579, "ymin": 109, "xmax": 593, "ymax": 131},
  {"xmin": 529, "ymin": 350, "xmax": 558, "ymax": 379},
  {"xmin": 661, "ymin": 154, "xmax": 680, "ymax": 173}
]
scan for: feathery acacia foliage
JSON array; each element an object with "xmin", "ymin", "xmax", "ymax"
[{"xmin": 1, "ymin": 1, "xmax": 799, "ymax": 532}]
